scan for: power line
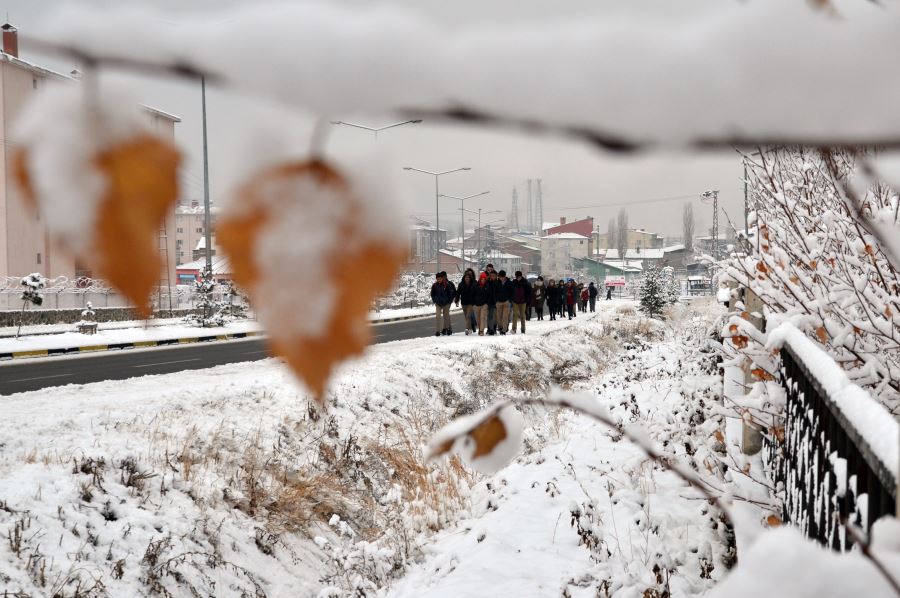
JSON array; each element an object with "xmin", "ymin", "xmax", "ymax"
[{"xmin": 556, "ymin": 193, "xmax": 701, "ymax": 211}]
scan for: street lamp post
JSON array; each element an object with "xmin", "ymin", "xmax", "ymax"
[
  {"xmin": 468, "ymin": 214, "xmax": 504, "ymax": 269},
  {"xmin": 404, "ymin": 167, "xmax": 471, "ymax": 275},
  {"xmin": 440, "ymin": 190, "xmax": 490, "ymax": 256},
  {"xmin": 331, "ymin": 119, "xmax": 422, "ymax": 139},
  {"xmin": 465, "ymin": 208, "xmax": 501, "ymax": 267}
]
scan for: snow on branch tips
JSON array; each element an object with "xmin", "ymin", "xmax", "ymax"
[
  {"xmin": 723, "ymin": 147, "xmax": 900, "ymax": 411},
  {"xmin": 13, "ymin": 83, "xmax": 181, "ymax": 317},
  {"xmin": 23, "ymin": 1, "xmax": 900, "ymax": 150}
]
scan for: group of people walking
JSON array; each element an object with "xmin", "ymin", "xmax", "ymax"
[{"xmin": 430, "ymin": 264, "xmax": 603, "ymax": 337}]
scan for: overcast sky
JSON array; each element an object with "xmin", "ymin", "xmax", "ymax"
[{"xmin": 8, "ymin": 0, "xmax": 750, "ymax": 240}]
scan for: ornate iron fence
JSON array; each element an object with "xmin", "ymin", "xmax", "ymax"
[{"xmin": 766, "ymin": 342, "xmax": 896, "ymax": 551}]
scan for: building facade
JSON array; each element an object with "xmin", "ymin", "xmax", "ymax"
[
  {"xmin": 0, "ymin": 26, "xmax": 180, "ymax": 293},
  {"xmin": 540, "ymin": 232, "xmax": 589, "ymax": 277},
  {"xmin": 175, "ymin": 202, "xmax": 219, "ymax": 265}
]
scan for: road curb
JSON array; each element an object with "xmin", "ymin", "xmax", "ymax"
[{"xmin": 0, "ymin": 311, "xmax": 444, "ymax": 361}]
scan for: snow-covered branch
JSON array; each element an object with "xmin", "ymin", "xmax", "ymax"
[{"xmin": 22, "ymin": 1, "xmax": 900, "ymax": 151}]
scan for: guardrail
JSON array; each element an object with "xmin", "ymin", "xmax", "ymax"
[{"xmin": 765, "ymin": 326, "xmax": 897, "ymax": 550}]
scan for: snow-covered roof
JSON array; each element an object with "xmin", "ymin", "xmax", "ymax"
[
  {"xmin": 663, "ymin": 244, "xmax": 685, "ymax": 252},
  {"xmin": 484, "ymin": 252, "xmax": 523, "ymax": 260},
  {"xmin": 596, "ymin": 248, "xmax": 664, "ymax": 260},
  {"xmin": 176, "ymin": 256, "xmax": 231, "ymax": 274},
  {"xmin": 176, "ymin": 203, "xmax": 221, "ymax": 215},
  {"xmin": 193, "ymin": 237, "xmax": 220, "ymax": 251},
  {"xmin": 541, "ymin": 233, "xmax": 589, "ymax": 240},
  {"xmin": 0, "ymin": 53, "xmax": 181, "ymax": 122}
]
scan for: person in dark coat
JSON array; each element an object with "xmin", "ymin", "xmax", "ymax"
[
  {"xmin": 545, "ymin": 278, "xmax": 558, "ymax": 321},
  {"xmin": 486, "ymin": 270, "xmax": 501, "ymax": 335},
  {"xmin": 495, "ymin": 270, "xmax": 514, "ymax": 335},
  {"xmin": 557, "ymin": 279, "xmax": 566, "ymax": 318},
  {"xmin": 577, "ymin": 283, "xmax": 587, "ymax": 313},
  {"xmin": 456, "ymin": 268, "xmax": 478, "ymax": 335},
  {"xmin": 565, "ymin": 279, "xmax": 578, "ymax": 320},
  {"xmin": 431, "ymin": 271, "xmax": 456, "ymax": 336},
  {"xmin": 606, "ymin": 284, "xmax": 613, "ymax": 300},
  {"xmin": 473, "ymin": 271, "xmax": 493, "ymax": 335},
  {"xmin": 532, "ymin": 277, "xmax": 546, "ymax": 321},
  {"xmin": 510, "ymin": 271, "xmax": 532, "ymax": 334},
  {"xmin": 588, "ymin": 282, "xmax": 598, "ymax": 312}
]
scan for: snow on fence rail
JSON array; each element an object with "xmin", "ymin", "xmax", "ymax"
[{"xmin": 764, "ymin": 323, "xmax": 898, "ymax": 551}]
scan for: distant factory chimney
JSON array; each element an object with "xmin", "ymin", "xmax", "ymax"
[{"xmin": 2, "ymin": 23, "xmax": 18, "ymax": 58}]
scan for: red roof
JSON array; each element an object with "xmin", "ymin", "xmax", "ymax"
[{"xmin": 545, "ymin": 217, "xmax": 594, "ymax": 238}]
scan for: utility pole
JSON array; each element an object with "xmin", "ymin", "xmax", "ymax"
[
  {"xmin": 404, "ymin": 167, "xmax": 471, "ymax": 275},
  {"xmin": 701, "ymin": 189, "xmax": 720, "ymax": 278},
  {"xmin": 201, "ymin": 77, "xmax": 212, "ymax": 278},
  {"xmin": 535, "ymin": 178, "xmax": 543, "ymax": 234}
]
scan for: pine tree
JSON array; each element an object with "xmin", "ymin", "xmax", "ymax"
[{"xmin": 638, "ymin": 265, "xmax": 666, "ymax": 318}]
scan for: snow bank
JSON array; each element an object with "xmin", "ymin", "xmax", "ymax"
[
  {"xmin": 709, "ymin": 525, "xmax": 900, "ymax": 598},
  {"xmin": 33, "ymin": 1, "xmax": 900, "ymax": 146},
  {"xmin": 768, "ymin": 322, "xmax": 899, "ymax": 478}
]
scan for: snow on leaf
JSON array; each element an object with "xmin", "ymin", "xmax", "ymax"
[
  {"xmin": 217, "ymin": 159, "xmax": 406, "ymax": 402},
  {"xmin": 427, "ymin": 404, "xmax": 524, "ymax": 475},
  {"xmin": 16, "ymin": 136, "xmax": 180, "ymax": 317},
  {"xmin": 12, "ymin": 84, "xmax": 181, "ymax": 317}
]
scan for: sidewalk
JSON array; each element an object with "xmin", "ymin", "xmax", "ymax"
[{"xmin": 0, "ymin": 306, "xmax": 454, "ymax": 360}]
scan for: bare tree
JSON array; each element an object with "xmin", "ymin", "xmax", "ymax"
[
  {"xmin": 607, "ymin": 218, "xmax": 617, "ymax": 252},
  {"xmin": 616, "ymin": 209, "xmax": 629, "ymax": 262},
  {"xmin": 683, "ymin": 203, "xmax": 695, "ymax": 253}
]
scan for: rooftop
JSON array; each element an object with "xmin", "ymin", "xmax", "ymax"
[{"xmin": 541, "ymin": 232, "xmax": 589, "ymax": 240}]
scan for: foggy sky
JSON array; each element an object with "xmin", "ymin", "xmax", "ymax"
[{"xmin": 6, "ymin": 0, "xmax": 747, "ymax": 240}]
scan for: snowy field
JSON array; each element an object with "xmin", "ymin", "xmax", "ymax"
[{"xmin": 0, "ymin": 299, "xmax": 753, "ymax": 597}]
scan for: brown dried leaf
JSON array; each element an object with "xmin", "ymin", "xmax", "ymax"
[
  {"xmin": 469, "ymin": 414, "xmax": 509, "ymax": 459},
  {"xmin": 732, "ymin": 335, "xmax": 749, "ymax": 350},
  {"xmin": 218, "ymin": 160, "xmax": 406, "ymax": 402},
  {"xmin": 15, "ymin": 136, "xmax": 181, "ymax": 317},
  {"xmin": 712, "ymin": 430, "xmax": 725, "ymax": 444},
  {"xmin": 765, "ymin": 514, "xmax": 783, "ymax": 527},
  {"xmin": 751, "ymin": 367, "xmax": 775, "ymax": 381},
  {"xmin": 815, "ymin": 326, "xmax": 828, "ymax": 343}
]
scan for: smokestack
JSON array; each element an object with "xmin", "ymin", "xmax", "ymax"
[{"xmin": 2, "ymin": 24, "xmax": 18, "ymax": 58}]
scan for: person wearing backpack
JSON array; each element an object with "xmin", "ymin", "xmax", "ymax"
[
  {"xmin": 588, "ymin": 281, "xmax": 598, "ymax": 312},
  {"xmin": 431, "ymin": 271, "xmax": 455, "ymax": 336}
]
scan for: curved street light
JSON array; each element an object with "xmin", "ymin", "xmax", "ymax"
[
  {"xmin": 331, "ymin": 119, "xmax": 422, "ymax": 139},
  {"xmin": 440, "ymin": 190, "xmax": 490, "ymax": 253}
]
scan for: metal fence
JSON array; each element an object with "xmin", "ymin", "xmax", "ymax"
[
  {"xmin": 765, "ymin": 342, "xmax": 896, "ymax": 550},
  {"xmin": 0, "ymin": 276, "xmax": 232, "ymax": 313}
]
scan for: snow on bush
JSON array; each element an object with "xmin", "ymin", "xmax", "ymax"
[{"xmin": 723, "ymin": 148, "xmax": 900, "ymax": 412}]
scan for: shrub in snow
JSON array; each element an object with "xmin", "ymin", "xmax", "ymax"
[
  {"xmin": 638, "ymin": 265, "xmax": 670, "ymax": 319},
  {"xmin": 16, "ymin": 272, "xmax": 45, "ymax": 338},
  {"xmin": 723, "ymin": 148, "xmax": 900, "ymax": 411}
]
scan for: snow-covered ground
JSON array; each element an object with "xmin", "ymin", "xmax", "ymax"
[{"xmin": 0, "ymin": 298, "xmax": 763, "ymax": 597}]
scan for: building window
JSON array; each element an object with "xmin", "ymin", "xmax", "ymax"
[
  {"xmin": 177, "ymin": 227, "xmax": 183, "ymax": 233},
  {"xmin": 196, "ymin": 227, "xmax": 203, "ymax": 233},
  {"xmin": 32, "ymin": 78, "xmax": 37, "ymax": 89},
  {"xmin": 36, "ymin": 252, "xmax": 41, "ymax": 264}
]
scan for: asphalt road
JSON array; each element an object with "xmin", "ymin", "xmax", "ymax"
[{"xmin": 0, "ymin": 312, "xmax": 465, "ymax": 396}]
